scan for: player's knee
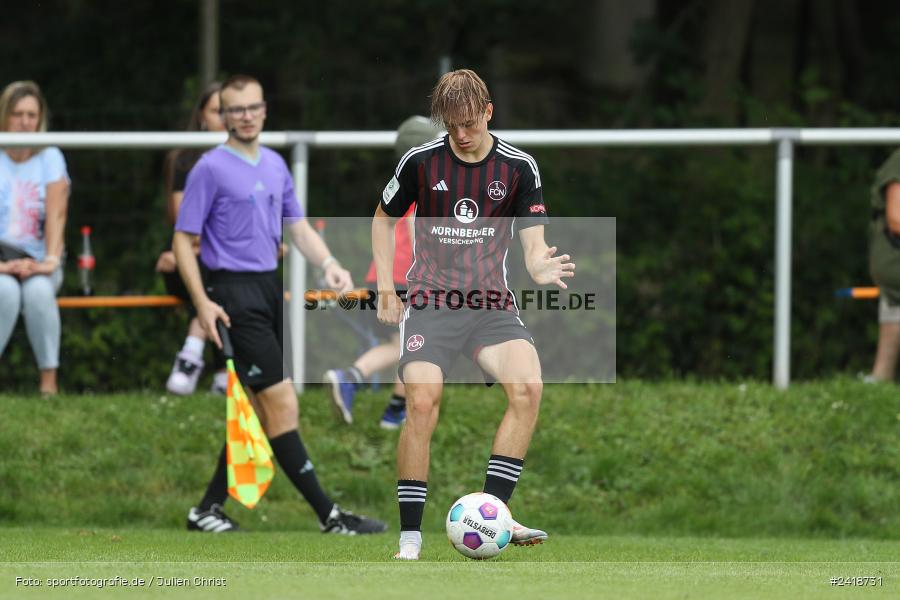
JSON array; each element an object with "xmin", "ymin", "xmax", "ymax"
[
  {"xmin": 406, "ymin": 387, "xmax": 441, "ymax": 415},
  {"xmin": 257, "ymin": 382, "xmax": 298, "ymax": 430},
  {"xmin": 508, "ymin": 380, "xmax": 542, "ymax": 414}
]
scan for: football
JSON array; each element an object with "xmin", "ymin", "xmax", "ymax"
[{"xmin": 445, "ymin": 492, "xmax": 514, "ymax": 560}]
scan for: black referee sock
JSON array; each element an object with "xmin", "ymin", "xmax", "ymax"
[
  {"xmin": 483, "ymin": 454, "xmax": 524, "ymax": 505},
  {"xmin": 397, "ymin": 480, "xmax": 427, "ymax": 531},
  {"xmin": 269, "ymin": 430, "xmax": 334, "ymax": 524},
  {"xmin": 198, "ymin": 443, "xmax": 229, "ymax": 511},
  {"xmin": 387, "ymin": 393, "xmax": 406, "ymax": 411}
]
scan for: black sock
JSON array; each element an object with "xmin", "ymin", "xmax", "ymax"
[
  {"xmin": 346, "ymin": 366, "xmax": 363, "ymax": 385},
  {"xmin": 269, "ymin": 430, "xmax": 334, "ymax": 524},
  {"xmin": 397, "ymin": 479, "xmax": 427, "ymax": 531},
  {"xmin": 198, "ymin": 444, "xmax": 229, "ymax": 510},
  {"xmin": 483, "ymin": 454, "xmax": 524, "ymax": 505},
  {"xmin": 387, "ymin": 393, "xmax": 406, "ymax": 411}
]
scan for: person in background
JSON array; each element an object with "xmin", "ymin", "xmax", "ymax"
[
  {"xmin": 0, "ymin": 81, "xmax": 70, "ymax": 396},
  {"xmin": 867, "ymin": 149, "xmax": 900, "ymax": 382},
  {"xmin": 155, "ymin": 81, "xmax": 230, "ymax": 395},
  {"xmin": 324, "ymin": 115, "xmax": 441, "ymax": 429}
]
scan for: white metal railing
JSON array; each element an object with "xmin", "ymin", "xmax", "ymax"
[{"xmin": 5, "ymin": 128, "xmax": 900, "ymax": 389}]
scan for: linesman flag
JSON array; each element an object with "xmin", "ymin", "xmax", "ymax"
[{"xmin": 217, "ymin": 322, "xmax": 274, "ymax": 509}]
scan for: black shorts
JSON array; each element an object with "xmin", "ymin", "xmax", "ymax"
[
  {"xmin": 359, "ymin": 303, "xmax": 401, "ymax": 341},
  {"xmin": 206, "ymin": 269, "xmax": 286, "ymax": 392},
  {"xmin": 162, "ymin": 260, "xmax": 211, "ymax": 305},
  {"xmin": 397, "ymin": 306, "xmax": 534, "ymax": 383}
]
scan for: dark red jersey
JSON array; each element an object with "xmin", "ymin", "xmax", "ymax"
[{"xmin": 380, "ymin": 134, "xmax": 548, "ymax": 309}]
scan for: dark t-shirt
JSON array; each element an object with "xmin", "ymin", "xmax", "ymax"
[
  {"xmin": 380, "ymin": 134, "xmax": 548, "ymax": 305},
  {"xmin": 172, "ymin": 149, "xmax": 203, "ymax": 194}
]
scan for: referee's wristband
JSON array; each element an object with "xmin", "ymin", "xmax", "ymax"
[{"xmin": 321, "ymin": 255, "xmax": 339, "ymax": 270}]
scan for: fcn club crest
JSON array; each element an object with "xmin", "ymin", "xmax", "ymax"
[
  {"xmin": 487, "ymin": 180, "xmax": 507, "ymax": 201},
  {"xmin": 406, "ymin": 334, "xmax": 425, "ymax": 352}
]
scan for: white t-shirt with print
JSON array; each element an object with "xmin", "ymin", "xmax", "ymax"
[{"xmin": 0, "ymin": 147, "xmax": 69, "ymax": 261}]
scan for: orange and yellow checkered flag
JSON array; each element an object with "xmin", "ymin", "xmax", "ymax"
[{"xmin": 218, "ymin": 323, "xmax": 274, "ymax": 509}]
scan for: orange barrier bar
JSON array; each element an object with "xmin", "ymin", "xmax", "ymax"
[
  {"xmin": 57, "ymin": 295, "xmax": 184, "ymax": 309},
  {"xmin": 58, "ymin": 289, "xmax": 372, "ymax": 309},
  {"xmin": 303, "ymin": 289, "xmax": 372, "ymax": 303},
  {"xmin": 835, "ymin": 287, "xmax": 880, "ymax": 300}
]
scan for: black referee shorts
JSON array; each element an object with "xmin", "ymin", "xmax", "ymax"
[
  {"xmin": 397, "ymin": 305, "xmax": 534, "ymax": 383},
  {"xmin": 206, "ymin": 269, "xmax": 287, "ymax": 392}
]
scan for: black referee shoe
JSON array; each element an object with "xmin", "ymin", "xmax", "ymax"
[
  {"xmin": 320, "ymin": 505, "xmax": 387, "ymax": 535},
  {"xmin": 187, "ymin": 503, "xmax": 240, "ymax": 533}
]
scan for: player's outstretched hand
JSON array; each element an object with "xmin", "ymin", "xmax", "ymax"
[
  {"xmin": 377, "ymin": 290, "xmax": 404, "ymax": 325},
  {"xmin": 324, "ymin": 263, "xmax": 353, "ymax": 294},
  {"xmin": 198, "ymin": 298, "xmax": 231, "ymax": 349},
  {"xmin": 530, "ymin": 246, "xmax": 575, "ymax": 289}
]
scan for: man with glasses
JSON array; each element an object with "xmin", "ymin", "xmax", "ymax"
[
  {"xmin": 373, "ymin": 69, "xmax": 575, "ymax": 559},
  {"xmin": 174, "ymin": 74, "xmax": 387, "ymax": 535}
]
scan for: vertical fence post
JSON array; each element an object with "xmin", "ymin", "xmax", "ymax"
[
  {"xmin": 773, "ymin": 134, "xmax": 795, "ymax": 389},
  {"xmin": 290, "ymin": 142, "xmax": 309, "ymax": 392}
]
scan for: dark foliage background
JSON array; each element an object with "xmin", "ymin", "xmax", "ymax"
[{"xmin": 2, "ymin": 0, "xmax": 899, "ymax": 390}]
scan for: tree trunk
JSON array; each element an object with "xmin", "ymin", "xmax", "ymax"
[
  {"xmin": 746, "ymin": 0, "xmax": 802, "ymax": 122},
  {"xmin": 581, "ymin": 0, "xmax": 656, "ymax": 92},
  {"xmin": 697, "ymin": 0, "xmax": 755, "ymax": 123}
]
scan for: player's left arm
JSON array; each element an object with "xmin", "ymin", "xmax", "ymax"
[
  {"xmin": 519, "ymin": 225, "xmax": 575, "ymax": 289},
  {"xmin": 287, "ymin": 218, "xmax": 353, "ymax": 293}
]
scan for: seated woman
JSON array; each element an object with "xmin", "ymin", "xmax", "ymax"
[{"xmin": 0, "ymin": 81, "xmax": 70, "ymax": 395}]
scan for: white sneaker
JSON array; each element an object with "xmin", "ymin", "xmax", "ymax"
[
  {"xmin": 393, "ymin": 545, "xmax": 420, "ymax": 560},
  {"xmin": 511, "ymin": 519, "xmax": 548, "ymax": 546},
  {"xmin": 210, "ymin": 369, "xmax": 228, "ymax": 394},
  {"xmin": 166, "ymin": 351, "xmax": 204, "ymax": 395}
]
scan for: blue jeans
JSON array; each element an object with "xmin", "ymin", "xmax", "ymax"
[{"xmin": 0, "ymin": 267, "xmax": 63, "ymax": 370}]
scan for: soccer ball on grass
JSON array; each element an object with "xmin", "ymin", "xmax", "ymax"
[{"xmin": 445, "ymin": 492, "xmax": 513, "ymax": 560}]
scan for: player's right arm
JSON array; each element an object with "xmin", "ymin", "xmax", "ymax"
[
  {"xmin": 374, "ymin": 157, "xmax": 417, "ymax": 324},
  {"xmin": 373, "ymin": 204, "xmax": 402, "ymax": 324}
]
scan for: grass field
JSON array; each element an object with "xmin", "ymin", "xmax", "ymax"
[
  {"xmin": 0, "ymin": 528, "xmax": 898, "ymax": 599},
  {"xmin": 1, "ymin": 379, "xmax": 899, "ymax": 598}
]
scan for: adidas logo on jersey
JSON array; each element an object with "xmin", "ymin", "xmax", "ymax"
[{"xmin": 432, "ymin": 180, "xmax": 448, "ymax": 191}]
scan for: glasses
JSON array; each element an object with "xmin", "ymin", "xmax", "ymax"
[{"xmin": 221, "ymin": 102, "xmax": 266, "ymax": 117}]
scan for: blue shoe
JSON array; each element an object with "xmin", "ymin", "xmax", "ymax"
[
  {"xmin": 379, "ymin": 405, "xmax": 406, "ymax": 430},
  {"xmin": 324, "ymin": 369, "xmax": 356, "ymax": 424}
]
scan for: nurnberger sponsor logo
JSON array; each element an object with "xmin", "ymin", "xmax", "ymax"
[
  {"xmin": 462, "ymin": 515, "xmax": 497, "ymax": 539},
  {"xmin": 431, "ymin": 225, "xmax": 496, "ymax": 245}
]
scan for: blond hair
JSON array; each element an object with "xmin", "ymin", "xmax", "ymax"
[
  {"xmin": 430, "ymin": 69, "xmax": 491, "ymax": 127},
  {"xmin": 0, "ymin": 80, "xmax": 49, "ymax": 132}
]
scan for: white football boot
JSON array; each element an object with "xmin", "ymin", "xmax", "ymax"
[{"xmin": 511, "ymin": 519, "xmax": 548, "ymax": 546}]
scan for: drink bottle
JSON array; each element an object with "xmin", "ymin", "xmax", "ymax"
[{"xmin": 77, "ymin": 226, "xmax": 95, "ymax": 296}]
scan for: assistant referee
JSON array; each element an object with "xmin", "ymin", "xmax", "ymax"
[{"xmin": 174, "ymin": 74, "xmax": 386, "ymax": 535}]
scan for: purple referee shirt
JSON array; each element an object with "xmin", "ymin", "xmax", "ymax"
[{"xmin": 175, "ymin": 145, "xmax": 303, "ymax": 272}]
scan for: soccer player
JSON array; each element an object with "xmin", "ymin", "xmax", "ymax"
[
  {"xmin": 372, "ymin": 69, "xmax": 575, "ymax": 559},
  {"xmin": 324, "ymin": 115, "xmax": 441, "ymax": 429},
  {"xmin": 174, "ymin": 74, "xmax": 387, "ymax": 535}
]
